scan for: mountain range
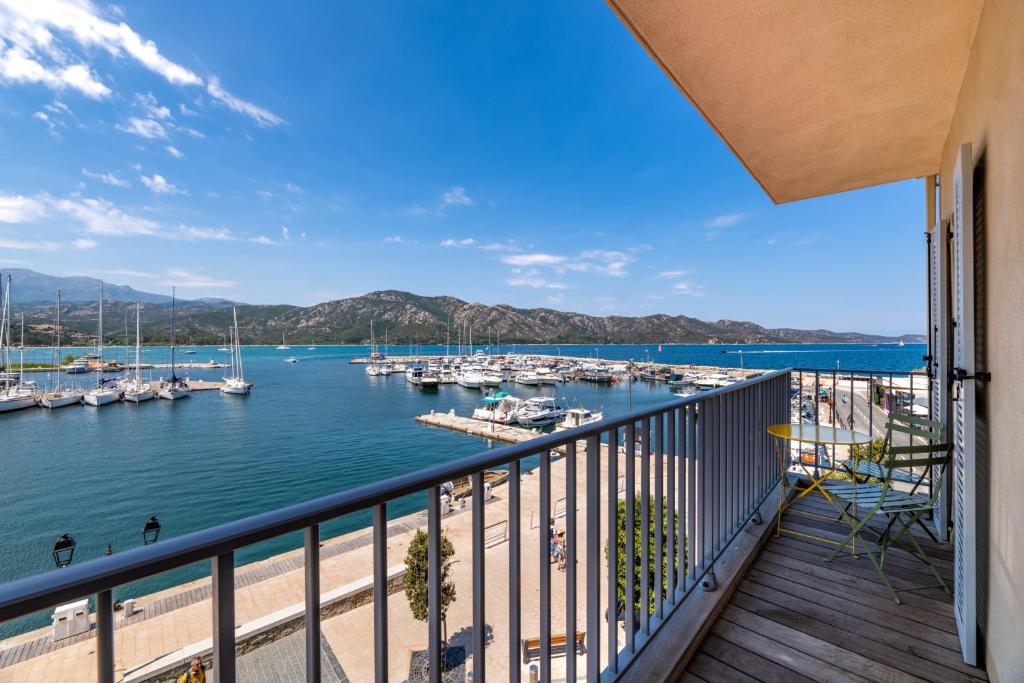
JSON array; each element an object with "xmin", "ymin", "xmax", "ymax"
[{"xmin": 1, "ymin": 269, "xmax": 923, "ymax": 346}]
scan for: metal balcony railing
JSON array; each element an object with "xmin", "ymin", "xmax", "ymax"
[{"xmin": 0, "ymin": 369, "xmax": 792, "ymax": 683}]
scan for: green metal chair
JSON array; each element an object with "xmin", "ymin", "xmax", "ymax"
[{"xmin": 820, "ymin": 412, "xmax": 950, "ymax": 604}]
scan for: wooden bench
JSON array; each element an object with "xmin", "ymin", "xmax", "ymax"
[{"xmin": 521, "ymin": 631, "xmax": 585, "ymax": 664}]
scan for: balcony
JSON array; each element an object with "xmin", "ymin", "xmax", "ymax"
[{"xmin": 0, "ymin": 369, "xmax": 981, "ymax": 681}]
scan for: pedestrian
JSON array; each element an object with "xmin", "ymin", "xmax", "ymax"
[
  {"xmin": 549, "ymin": 518, "xmax": 557, "ymax": 562},
  {"xmin": 556, "ymin": 532, "xmax": 567, "ymax": 572},
  {"xmin": 177, "ymin": 656, "xmax": 205, "ymax": 683}
]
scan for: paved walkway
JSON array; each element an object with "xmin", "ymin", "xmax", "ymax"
[
  {"xmin": 234, "ymin": 629, "xmax": 348, "ymax": 683},
  {"xmin": 0, "ymin": 515, "xmax": 427, "ymax": 670}
]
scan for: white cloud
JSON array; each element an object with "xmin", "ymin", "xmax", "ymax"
[
  {"xmin": 0, "ymin": 238, "xmax": 61, "ymax": 251},
  {"xmin": 72, "ymin": 237, "xmax": 97, "ymax": 249},
  {"xmin": 0, "ymin": 47, "xmax": 110, "ymax": 98},
  {"xmin": 258, "ymin": 190, "xmax": 272, "ymax": 200},
  {"xmin": 54, "ymin": 196, "xmax": 158, "ymax": 235},
  {"xmin": 440, "ymin": 237, "xmax": 476, "ymax": 247},
  {"xmin": 164, "ymin": 145, "xmax": 183, "ymax": 159},
  {"xmin": 82, "ymin": 168, "xmax": 130, "ymax": 188},
  {"xmin": 281, "ymin": 226, "xmax": 290, "ymax": 241},
  {"xmin": 406, "ymin": 203, "xmax": 427, "ymax": 216},
  {"xmin": 0, "ymin": 194, "xmax": 48, "ymax": 222},
  {"xmin": 117, "ymin": 116, "xmax": 167, "ymax": 139},
  {"xmin": 385, "ymin": 235, "xmax": 415, "ymax": 244},
  {"xmin": 440, "ymin": 185, "xmax": 473, "ymax": 208},
  {"xmin": 134, "ymin": 92, "xmax": 171, "ymax": 119},
  {"xmin": 178, "ymin": 102, "xmax": 197, "ymax": 116},
  {"xmin": 657, "ymin": 270, "xmax": 692, "ymax": 279},
  {"xmin": 249, "ymin": 235, "xmax": 280, "ymax": 246},
  {"xmin": 506, "ymin": 276, "xmax": 567, "ymax": 290},
  {"xmin": 160, "ymin": 269, "xmax": 236, "ymax": 288},
  {"xmin": 139, "ymin": 173, "xmax": 183, "ymax": 194},
  {"xmin": 285, "ymin": 182, "xmax": 302, "ymax": 194},
  {"xmin": 706, "ymin": 213, "xmax": 744, "ymax": 228},
  {"xmin": 547, "ymin": 291, "xmax": 565, "ymax": 305},
  {"xmin": 479, "ymin": 241, "xmax": 518, "ymax": 251},
  {"xmin": 44, "ymin": 100, "xmax": 72, "ymax": 116},
  {"xmin": 180, "ymin": 225, "xmax": 232, "ymax": 241},
  {"xmin": 0, "ymin": 0, "xmax": 201, "ymax": 86},
  {"xmin": 501, "ymin": 253, "xmax": 567, "ymax": 266},
  {"xmin": 672, "ymin": 281, "xmax": 706, "ymax": 297},
  {"xmin": 206, "ymin": 75, "xmax": 284, "ymax": 127}
]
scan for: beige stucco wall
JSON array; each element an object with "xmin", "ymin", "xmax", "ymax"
[{"xmin": 937, "ymin": 0, "xmax": 1024, "ymax": 680}]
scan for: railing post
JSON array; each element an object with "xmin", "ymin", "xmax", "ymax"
[
  {"xmin": 606, "ymin": 428, "xmax": 618, "ymax": 674},
  {"xmin": 305, "ymin": 525, "xmax": 321, "ymax": 683},
  {"xmin": 654, "ymin": 412, "xmax": 664, "ymax": 621},
  {"xmin": 539, "ymin": 450, "xmax": 551, "ymax": 682},
  {"xmin": 586, "ymin": 434, "xmax": 600, "ymax": 682},
  {"xmin": 427, "ymin": 487, "xmax": 442, "ymax": 683},
  {"xmin": 471, "ymin": 471, "xmax": 485, "ymax": 682},
  {"xmin": 566, "ymin": 441, "xmax": 577, "ymax": 683},
  {"xmin": 508, "ymin": 459, "xmax": 522, "ymax": 682},
  {"xmin": 96, "ymin": 589, "xmax": 113, "ymax": 683},
  {"xmin": 373, "ymin": 504, "xmax": 389, "ymax": 683},
  {"xmin": 624, "ymin": 421, "xmax": 636, "ymax": 653},
  {"xmin": 212, "ymin": 552, "xmax": 236, "ymax": 683}
]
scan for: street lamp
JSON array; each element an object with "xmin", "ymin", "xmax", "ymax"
[
  {"xmin": 142, "ymin": 516, "xmax": 161, "ymax": 545},
  {"xmin": 52, "ymin": 534, "xmax": 76, "ymax": 568}
]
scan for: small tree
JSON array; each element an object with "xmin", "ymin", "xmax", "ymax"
[
  {"xmin": 404, "ymin": 529, "xmax": 457, "ymax": 645},
  {"xmin": 607, "ymin": 496, "xmax": 680, "ymax": 619}
]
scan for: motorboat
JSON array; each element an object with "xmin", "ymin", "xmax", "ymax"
[
  {"xmin": 535, "ymin": 368, "xmax": 560, "ymax": 386},
  {"xmin": 64, "ymin": 355, "xmax": 95, "ymax": 374},
  {"xmin": 479, "ymin": 370, "xmax": 503, "ymax": 388},
  {"xmin": 556, "ymin": 407, "xmax": 604, "ymax": 431},
  {"xmin": 285, "ymin": 356, "xmax": 298, "ymax": 364},
  {"xmin": 514, "ymin": 371, "xmax": 540, "ymax": 386},
  {"xmin": 694, "ymin": 373, "xmax": 733, "ymax": 390},
  {"xmin": 457, "ymin": 369, "xmax": 483, "ymax": 389},
  {"xmin": 406, "ymin": 366, "xmax": 439, "ymax": 389},
  {"xmin": 436, "ymin": 365, "xmax": 457, "ymax": 383},
  {"xmin": 515, "ymin": 396, "xmax": 566, "ymax": 428},
  {"xmin": 472, "ymin": 391, "xmax": 522, "ymax": 424}
]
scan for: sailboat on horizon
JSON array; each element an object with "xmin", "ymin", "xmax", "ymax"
[
  {"xmin": 83, "ymin": 283, "xmax": 121, "ymax": 407},
  {"xmin": 221, "ymin": 307, "xmax": 252, "ymax": 395},
  {"xmin": 276, "ymin": 332, "xmax": 290, "ymax": 350},
  {"xmin": 158, "ymin": 287, "xmax": 190, "ymax": 400},
  {"xmin": 39, "ymin": 289, "xmax": 83, "ymax": 408}
]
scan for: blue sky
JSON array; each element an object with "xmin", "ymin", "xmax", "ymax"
[{"xmin": 0, "ymin": 1, "xmax": 924, "ymax": 335}]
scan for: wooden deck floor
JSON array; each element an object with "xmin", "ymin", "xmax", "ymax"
[{"xmin": 683, "ymin": 494, "xmax": 988, "ymax": 683}]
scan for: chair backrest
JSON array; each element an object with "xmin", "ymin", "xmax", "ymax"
[{"xmin": 881, "ymin": 412, "xmax": 951, "ymax": 501}]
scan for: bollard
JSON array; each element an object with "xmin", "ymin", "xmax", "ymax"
[{"xmin": 529, "ymin": 664, "xmax": 539, "ymax": 683}]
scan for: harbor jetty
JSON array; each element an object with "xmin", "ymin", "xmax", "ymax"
[{"xmin": 416, "ymin": 410, "xmax": 539, "ymax": 444}]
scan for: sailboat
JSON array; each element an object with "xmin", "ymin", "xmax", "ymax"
[
  {"xmin": 158, "ymin": 287, "xmax": 190, "ymax": 400},
  {"xmin": 122, "ymin": 301, "xmax": 155, "ymax": 403},
  {"xmin": 218, "ymin": 333, "xmax": 230, "ymax": 352},
  {"xmin": 365, "ymin": 320, "xmax": 382, "ymax": 376},
  {"xmin": 221, "ymin": 307, "xmax": 252, "ymax": 395},
  {"xmin": 83, "ymin": 283, "xmax": 121, "ymax": 407},
  {"xmin": 39, "ymin": 289, "xmax": 84, "ymax": 408},
  {"xmin": 181, "ymin": 337, "xmax": 197, "ymax": 354},
  {"xmin": 276, "ymin": 333, "xmax": 290, "ymax": 350},
  {"xmin": 0, "ymin": 277, "xmax": 37, "ymax": 413}
]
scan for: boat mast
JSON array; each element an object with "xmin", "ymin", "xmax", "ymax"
[
  {"xmin": 233, "ymin": 307, "xmax": 244, "ymax": 382},
  {"xmin": 97, "ymin": 282, "xmax": 103, "ymax": 388},
  {"xmin": 55, "ymin": 289, "xmax": 62, "ymax": 392},
  {"xmin": 18, "ymin": 312, "xmax": 24, "ymax": 384},
  {"xmin": 135, "ymin": 300, "xmax": 142, "ymax": 381},
  {"xmin": 170, "ymin": 286, "xmax": 177, "ymax": 381}
]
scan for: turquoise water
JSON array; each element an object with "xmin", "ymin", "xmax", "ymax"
[{"xmin": 0, "ymin": 343, "xmax": 924, "ymax": 635}]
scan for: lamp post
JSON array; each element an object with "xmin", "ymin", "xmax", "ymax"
[
  {"xmin": 52, "ymin": 534, "xmax": 76, "ymax": 568},
  {"xmin": 142, "ymin": 516, "xmax": 161, "ymax": 545}
]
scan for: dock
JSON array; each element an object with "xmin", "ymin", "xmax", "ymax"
[{"xmin": 415, "ymin": 410, "xmax": 540, "ymax": 444}]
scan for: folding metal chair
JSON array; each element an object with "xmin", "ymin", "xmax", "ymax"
[{"xmin": 820, "ymin": 413, "xmax": 950, "ymax": 604}]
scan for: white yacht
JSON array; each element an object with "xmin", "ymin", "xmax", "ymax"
[
  {"xmin": 276, "ymin": 333, "xmax": 290, "ymax": 350},
  {"xmin": 83, "ymin": 283, "xmax": 121, "ymax": 407},
  {"xmin": 556, "ymin": 407, "xmax": 604, "ymax": 431},
  {"xmin": 457, "ymin": 368, "xmax": 483, "ymax": 389},
  {"xmin": 694, "ymin": 372, "xmax": 732, "ymax": 390},
  {"xmin": 535, "ymin": 367, "xmax": 560, "ymax": 386},
  {"xmin": 158, "ymin": 287, "xmax": 190, "ymax": 400},
  {"xmin": 64, "ymin": 356, "xmax": 94, "ymax": 374},
  {"xmin": 221, "ymin": 309, "xmax": 253, "ymax": 395},
  {"xmin": 513, "ymin": 371, "xmax": 540, "ymax": 386},
  {"xmin": 40, "ymin": 289, "xmax": 84, "ymax": 408},
  {"xmin": 406, "ymin": 365, "xmax": 439, "ymax": 389},
  {"xmin": 121, "ymin": 301, "xmax": 155, "ymax": 403},
  {"xmin": 472, "ymin": 391, "xmax": 522, "ymax": 424},
  {"xmin": 515, "ymin": 396, "xmax": 566, "ymax": 427}
]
